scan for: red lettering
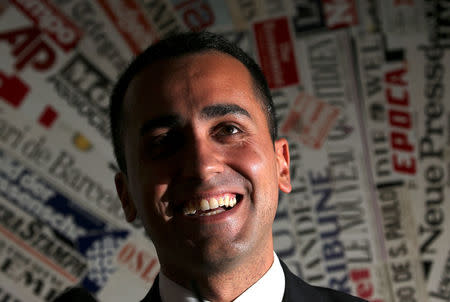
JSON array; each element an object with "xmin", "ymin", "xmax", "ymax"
[
  {"xmin": 386, "ymin": 87, "xmax": 409, "ymax": 105},
  {"xmin": 0, "ymin": 71, "xmax": 29, "ymax": 107},
  {"xmin": 356, "ymin": 278, "xmax": 373, "ymax": 297},
  {"xmin": 0, "ymin": 26, "xmax": 55, "ymax": 71},
  {"xmin": 350, "ymin": 268, "xmax": 370, "ymax": 281},
  {"xmin": 117, "ymin": 243, "xmax": 136, "ymax": 263},
  {"xmin": 0, "ymin": 26, "xmax": 40, "ymax": 57},
  {"xmin": 182, "ymin": 3, "xmax": 214, "ymax": 31},
  {"xmin": 350, "ymin": 268, "xmax": 385, "ymax": 302},
  {"xmin": 350, "ymin": 269, "xmax": 374, "ymax": 298},
  {"xmin": 389, "ymin": 110, "xmax": 411, "ymax": 128},
  {"xmin": 393, "ymin": 153, "xmax": 416, "ymax": 174},
  {"xmin": 385, "ymin": 63, "xmax": 415, "ymax": 176},
  {"xmin": 135, "ymin": 251, "xmax": 150, "ymax": 271},
  {"xmin": 174, "ymin": 0, "xmax": 215, "ymax": 31},
  {"xmin": 391, "ymin": 132, "xmax": 413, "ymax": 152},
  {"xmin": 141, "ymin": 258, "xmax": 158, "ymax": 282},
  {"xmin": 16, "ymin": 39, "xmax": 55, "ymax": 71},
  {"xmin": 385, "ymin": 66, "xmax": 407, "ymax": 86},
  {"xmin": 118, "ymin": 244, "xmax": 159, "ymax": 282},
  {"xmin": 11, "ymin": 0, "xmax": 81, "ymax": 51}
]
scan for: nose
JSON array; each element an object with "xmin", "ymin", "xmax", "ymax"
[{"xmin": 180, "ymin": 133, "xmax": 224, "ymax": 181}]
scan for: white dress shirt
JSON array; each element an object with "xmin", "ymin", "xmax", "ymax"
[{"xmin": 159, "ymin": 252, "xmax": 285, "ymax": 302}]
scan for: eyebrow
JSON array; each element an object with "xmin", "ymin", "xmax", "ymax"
[{"xmin": 200, "ymin": 103, "xmax": 251, "ymax": 120}]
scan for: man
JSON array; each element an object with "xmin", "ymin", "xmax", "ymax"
[{"xmin": 107, "ymin": 32, "xmax": 365, "ymax": 302}]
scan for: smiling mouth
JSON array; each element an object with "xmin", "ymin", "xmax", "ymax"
[{"xmin": 182, "ymin": 193, "xmax": 241, "ymax": 216}]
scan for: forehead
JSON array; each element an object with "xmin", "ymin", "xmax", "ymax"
[{"xmin": 122, "ymin": 51, "xmax": 264, "ymax": 123}]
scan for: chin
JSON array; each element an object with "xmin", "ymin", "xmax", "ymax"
[{"xmin": 178, "ymin": 240, "xmax": 248, "ymax": 274}]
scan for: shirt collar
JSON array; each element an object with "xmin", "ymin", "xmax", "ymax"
[{"xmin": 159, "ymin": 252, "xmax": 285, "ymax": 302}]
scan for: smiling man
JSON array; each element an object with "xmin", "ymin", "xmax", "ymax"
[{"xmin": 109, "ymin": 32, "xmax": 366, "ymax": 302}]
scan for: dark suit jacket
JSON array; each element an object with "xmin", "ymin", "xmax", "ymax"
[
  {"xmin": 52, "ymin": 287, "xmax": 98, "ymax": 302},
  {"xmin": 141, "ymin": 260, "xmax": 367, "ymax": 302}
]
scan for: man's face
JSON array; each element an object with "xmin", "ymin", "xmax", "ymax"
[{"xmin": 116, "ymin": 52, "xmax": 291, "ymax": 276}]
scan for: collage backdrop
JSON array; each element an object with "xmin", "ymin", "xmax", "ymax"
[{"xmin": 0, "ymin": 0, "xmax": 448, "ymax": 301}]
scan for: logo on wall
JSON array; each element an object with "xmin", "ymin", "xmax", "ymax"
[{"xmin": 78, "ymin": 230, "xmax": 129, "ymax": 293}]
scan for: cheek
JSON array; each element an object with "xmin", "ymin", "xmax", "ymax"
[
  {"xmin": 227, "ymin": 143, "xmax": 279, "ymax": 225},
  {"xmin": 227, "ymin": 142, "xmax": 278, "ymax": 190},
  {"xmin": 128, "ymin": 165, "xmax": 171, "ymax": 217}
]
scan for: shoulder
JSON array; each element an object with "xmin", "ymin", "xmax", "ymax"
[
  {"xmin": 280, "ymin": 260, "xmax": 367, "ymax": 302},
  {"xmin": 310, "ymin": 286, "xmax": 368, "ymax": 302}
]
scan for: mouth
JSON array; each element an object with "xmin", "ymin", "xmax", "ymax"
[{"xmin": 181, "ymin": 193, "xmax": 242, "ymax": 217}]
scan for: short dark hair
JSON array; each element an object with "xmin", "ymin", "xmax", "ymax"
[{"xmin": 110, "ymin": 31, "xmax": 277, "ymax": 173}]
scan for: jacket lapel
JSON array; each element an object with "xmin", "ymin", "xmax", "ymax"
[
  {"xmin": 280, "ymin": 260, "xmax": 325, "ymax": 302},
  {"xmin": 140, "ymin": 275, "xmax": 161, "ymax": 302}
]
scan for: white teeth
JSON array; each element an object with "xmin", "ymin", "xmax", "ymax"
[
  {"xmin": 200, "ymin": 199, "xmax": 210, "ymax": 211},
  {"xmin": 182, "ymin": 194, "xmax": 239, "ymax": 216},
  {"xmin": 229, "ymin": 196, "xmax": 236, "ymax": 207},
  {"xmin": 210, "ymin": 198, "xmax": 219, "ymax": 209},
  {"xmin": 200, "ymin": 208, "xmax": 224, "ymax": 216},
  {"xmin": 224, "ymin": 195, "xmax": 229, "ymax": 207}
]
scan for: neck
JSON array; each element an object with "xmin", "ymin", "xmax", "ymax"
[{"xmin": 161, "ymin": 249, "xmax": 274, "ymax": 302}]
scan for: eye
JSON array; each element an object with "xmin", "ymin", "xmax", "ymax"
[
  {"xmin": 149, "ymin": 132, "xmax": 170, "ymax": 145},
  {"xmin": 214, "ymin": 123, "xmax": 242, "ymax": 137},
  {"xmin": 146, "ymin": 130, "xmax": 182, "ymax": 158}
]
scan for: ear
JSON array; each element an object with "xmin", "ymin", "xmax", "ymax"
[
  {"xmin": 274, "ymin": 138, "xmax": 292, "ymax": 193},
  {"xmin": 115, "ymin": 172, "xmax": 137, "ymax": 222}
]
